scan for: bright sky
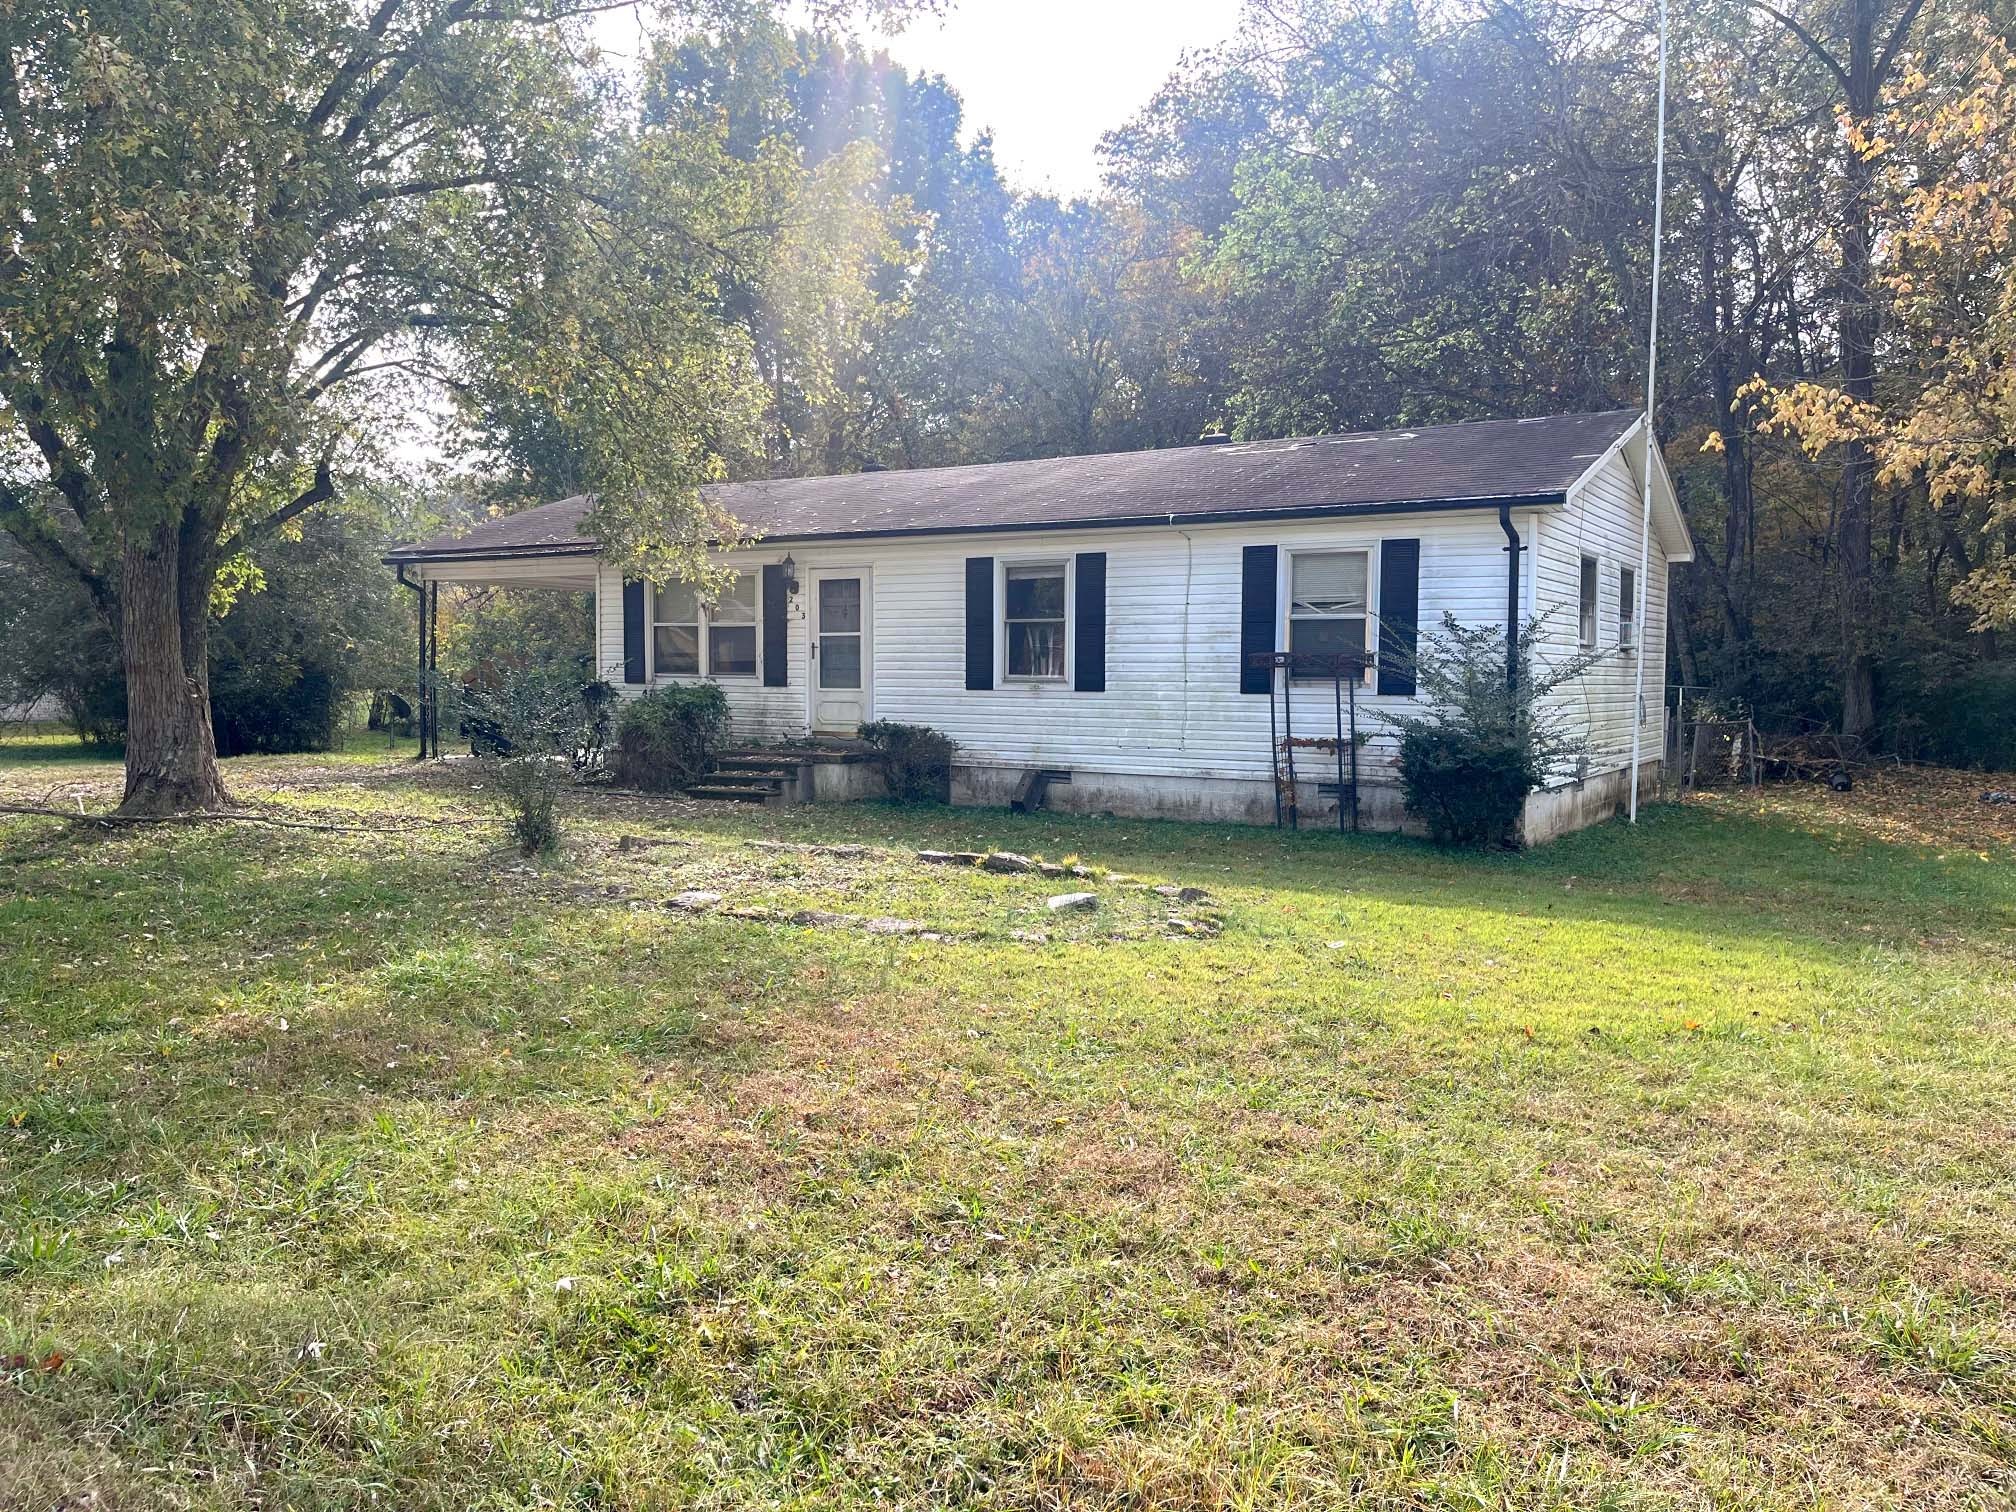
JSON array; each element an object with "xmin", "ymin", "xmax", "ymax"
[
  {"xmin": 864, "ymin": 0, "xmax": 1245, "ymax": 197},
  {"xmin": 592, "ymin": 1, "xmax": 1246, "ymax": 198}
]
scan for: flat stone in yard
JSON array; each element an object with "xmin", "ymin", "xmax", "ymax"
[
  {"xmin": 788, "ymin": 908, "xmax": 850, "ymax": 927},
  {"xmin": 981, "ymin": 851, "xmax": 1035, "ymax": 873},
  {"xmin": 917, "ymin": 849, "xmax": 987, "ymax": 866},
  {"xmin": 1047, "ymin": 891, "xmax": 1099, "ymax": 912},
  {"xmin": 665, "ymin": 891, "xmax": 724, "ymax": 911},
  {"xmin": 864, "ymin": 917, "xmax": 928, "ymax": 935}
]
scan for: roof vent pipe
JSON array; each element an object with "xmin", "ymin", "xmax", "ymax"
[
  {"xmin": 1197, "ymin": 429, "xmax": 1231, "ymax": 446},
  {"xmin": 860, "ymin": 460, "xmax": 889, "ymax": 472}
]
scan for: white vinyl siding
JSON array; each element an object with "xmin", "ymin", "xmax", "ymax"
[
  {"xmin": 600, "ymin": 509, "xmax": 1540, "ymax": 781},
  {"xmin": 1534, "ymin": 442, "xmax": 1672, "ymax": 779}
]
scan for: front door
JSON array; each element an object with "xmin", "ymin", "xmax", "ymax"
[{"xmin": 809, "ymin": 570, "xmax": 872, "ymax": 733}]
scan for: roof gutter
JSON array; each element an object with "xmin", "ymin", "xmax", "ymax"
[{"xmin": 382, "ymin": 490, "xmax": 1571, "ymax": 565}]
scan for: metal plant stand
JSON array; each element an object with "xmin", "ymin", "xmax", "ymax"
[{"xmin": 1248, "ymin": 650, "xmax": 1369, "ymax": 833}]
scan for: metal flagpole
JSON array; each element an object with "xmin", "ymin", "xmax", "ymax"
[{"xmin": 1629, "ymin": 0, "xmax": 1670, "ymax": 823}]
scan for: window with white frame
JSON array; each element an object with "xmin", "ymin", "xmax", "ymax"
[
  {"xmin": 653, "ymin": 571, "xmax": 759, "ymax": 679},
  {"xmin": 1619, "ymin": 565, "xmax": 1637, "ymax": 650},
  {"xmin": 1288, "ymin": 549, "xmax": 1370, "ymax": 677},
  {"xmin": 1004, "ymin": 563, "xmax": 1067, "ymax": 679},
  {"xmin": 1578, "ymin": 555, "xmax": 1599, "ymax": 648}
]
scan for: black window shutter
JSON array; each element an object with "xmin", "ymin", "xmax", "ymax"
[
  {"xmin": 964, "ymin": 557, "xmax": 994, "ymax": 690},
  {"xmin": 1073, "ymin": 552, "xmax": 1106, "ymax": 692},
  {"xmin": 761, "ymin": 564, "xmax": 788, "ymax": 687},
  {"xmin": 1239, "ymin": 544, "xmax": 1277, "ymax": 694},
  {"xmin": 622, "ymin": 579, "xmax": 646, "ymax": 685},
  {"xmin": 1377, "ymin": 538, "xmax": 1421, "ymax": 696}
]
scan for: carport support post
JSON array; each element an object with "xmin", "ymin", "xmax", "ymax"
[
  {"xmin": 425, "ymin": 581, "xmax": 439, "ymax": 759},
  {"xmin": 408, "ymin": 571, "xmax": 428, "ymax": 761}
]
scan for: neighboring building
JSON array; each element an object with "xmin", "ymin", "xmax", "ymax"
[
  {"xmin": 387, "ymin": 410, "xmax": 1692, "ymax": 841},
  {"xmin": 0, "ymin": 694, "xmax": 64, "ymax": 724}
]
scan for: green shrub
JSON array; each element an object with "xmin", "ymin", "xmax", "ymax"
[
  {"xmin": 449, "ymin": 665, "xmax": 603, "ymax": 855},
  {"xmin": 1379, "ymin": 612, "xmax": 1597, "ymax": 847},
  {"xmin": 1396, "ymin": 727, "xmax": 1542, "ymax": 846},
  {"xmin": 610, "ymin": 684, "xmax": 731, "ymax": 791},
  {"xmin": 858, "ymin": 720, "xmax": 958, "ymax": 804},
  {"xmin": 212, "ymin": 663, "xmax": 345, "ymax": 756}
]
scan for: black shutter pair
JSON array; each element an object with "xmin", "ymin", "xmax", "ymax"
[
  {"xmin": 965, "ymin": 553, "xmax": 1106, "ymax": 691},
  {"xmin": 621, "ymin": 566, "xmax": 792, "ymax": 687},
  {"xmin": 1238, "ymin": 539, "xmax": 1419, "ymax": 696}
]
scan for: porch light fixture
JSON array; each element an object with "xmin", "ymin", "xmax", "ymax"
[{"xmin": 781, "ymin": 554, "xmax": 799, "ymax": 595}]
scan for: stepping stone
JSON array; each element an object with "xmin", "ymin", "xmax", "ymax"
[
  {"xmin": 788, "ymin": 908, "xmax": 850, "ymax": 927},
  {"xmin": 665, "ymin": 891, "xmax": 723, "ymax": 911},
  {"xmin": 982, "ymin": 852, "xmax": 1035, "ymax": 873},
  {"xmin": 1047, "ymin": 892, "xmax": 1098, "ymax": 912}
]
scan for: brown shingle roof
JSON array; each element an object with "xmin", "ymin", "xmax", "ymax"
[{"xmin": 386, "ymin": 409, "xmax": 1638, "ymax": 561}]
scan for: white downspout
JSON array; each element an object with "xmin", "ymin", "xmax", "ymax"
[{"xmin": 1629, "ymin": 0, "xmax": 1669, "ymax": 824}]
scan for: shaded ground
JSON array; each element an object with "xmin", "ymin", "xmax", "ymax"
[{"xmin": 3, "ymin": 744, "xmax": 2013, "ymax": 1510}]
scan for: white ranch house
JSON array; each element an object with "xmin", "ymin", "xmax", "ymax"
[{"xmin": 388, "ymin": 410, "xmax": 1693, "ymax": 841}]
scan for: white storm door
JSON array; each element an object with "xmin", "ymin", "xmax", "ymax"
[{"xmin": 808, "ymin": 570, "xmax": 872, "ymax": 733}]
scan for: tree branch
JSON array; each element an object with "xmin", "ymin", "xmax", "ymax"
[
  {"xmin": 1749, "ymin": 1, "xmax": 1853, "ymax": 96},
  {"xmin": 0, "ymin": 339, "xmax": 100, "ymax": 530},
  {"xmin": 0, "ymin": 482, "xmax": 112, "ymax": 619},
  {"xmin": 302, "ymin": 0, "xmax": 414, "ymax": 136},
  {"xmin": 215, "ymin": 454, "xmax": 337, "ymax": 562},
  {"xmin": 1876, "ymin": 0, "xmax": 1929, "ymax": 86}
]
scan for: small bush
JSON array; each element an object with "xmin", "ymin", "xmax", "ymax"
[
  {"xmin": 450, "ymin": 665, "xmax": 602, "ymax": 855},
  {"xmin": 1379, "ymin": 612, "xmax": 1597, "ymax": 847},
  {"xmin": 858, "ymin": 720, "xmax": 958, "ymax": 804},
  {"xmin": 610, "ymin": 683, "xmax": 730, "ymax": 791},
  {"xmin": 1396, "ymin": 727, "xmax": 1540, "ymax": 846}
]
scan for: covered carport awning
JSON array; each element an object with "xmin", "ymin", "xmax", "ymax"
[
  {"xmin": 382, "ymin": 528, "xmax": 604, "ymax": 757},
  {"xmin": 385, "ymin": 548, "xmax": 600, "ymax": 593}
]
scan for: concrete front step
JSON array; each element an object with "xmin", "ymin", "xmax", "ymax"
[
  {"xmin": 716, "ymin": 743, "xmax": 875, "ymax": 766},
  {"xmin": 712, "ymin": 756, "xmax": 801, "ymax": 776},
  {"xmin": 685, "ymin": 784, "xmax": 778, "ymax": 804}
]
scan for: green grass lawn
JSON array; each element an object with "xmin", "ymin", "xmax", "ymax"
[{"xmin": 3, "ymin": 745, "xmax": 2014, "ymax": 1510}]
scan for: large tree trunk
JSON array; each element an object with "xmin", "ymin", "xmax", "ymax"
[{"xmin": 119, "ymin": 526, "xmax": 229, "ymax": 814}]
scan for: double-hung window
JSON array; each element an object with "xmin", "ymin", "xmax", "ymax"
[
  {"xmin": 1288, "ymin": 550, "xmax": 1370, "ymax": 678},
  {"xmin": 1004, "ymin": 563, "xmax": 1067, "ymax": 679},
  {"xmin": 1579, "ymin": 555, "xmax": 1599, "ymax": 648},
  {"xmin": 1619, "ymin": 566, "xmax": 1637, "ymax": 650},
  {"xmin": 653, "ymin": 570, "xmax": 759, "ymax": 679}
]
